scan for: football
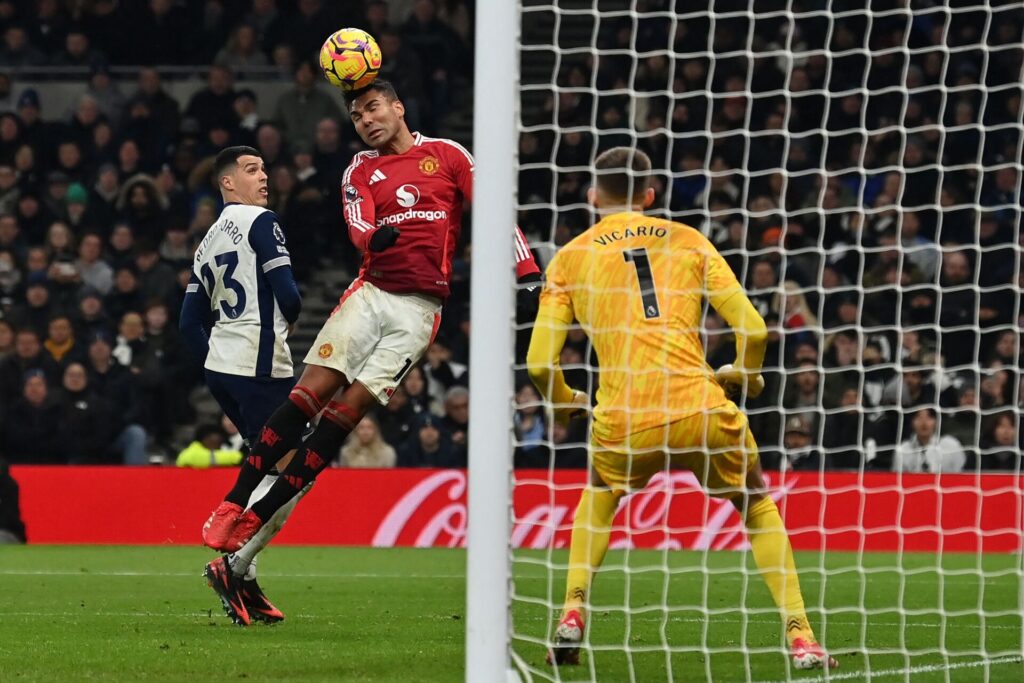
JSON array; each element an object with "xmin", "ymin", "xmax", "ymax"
[{"xmin": 319, "ymin": 27, "xmax": 383, "ymax": 91}]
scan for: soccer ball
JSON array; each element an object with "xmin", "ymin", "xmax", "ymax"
[{"xmin": 319, "ymin": 28, "xmax": 383, "ymax": 91}]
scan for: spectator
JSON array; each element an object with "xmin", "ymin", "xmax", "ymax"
[
  {"xmin": 980, "ymin": 411, "xmax": 1020, "ymax": 471},
  {"xmin": 0, "ymin": 25, "xmax": 46, "ymax": 68},
  {"xmin": 75, "ymin": 232, "xmax": 112, "ymax": 295},
  {"xmin": 336, "ymin": 415, "xmax": 396, "ymax": 468},
  {"xmin": 397, "ymin": 411, "xmax": 460, "ymax": 468},
  {"xmin": 377, "ymin": 385, "xmax": 417, "ymax": 449},
  {"xmin": 8, "ymin": 273, "xmax": 55, "ymax": 338},
  {"xmin": 51, "ymin": 26, "xmax": 105, "ymax": 68},
  {"xmin": 944, "ymin": 384, "xmax": 981, "ymax": 467},
  {"xmin": 16, "ymin": 89, "xmax": 48, "ymax": 159},
  {"xmin": 84, "ymin": 63, "xmax": 125, "ymax": 127},
  {"xmin": 274, "ymin": 59, "xmax": 342, "ymax": 154},
  {"xmin": 783, "ymin": 361, "xmax": 821, "ymax": 411},
  {"xmin": 1, "ymin": 369, "xmax": 63, "ymax": 463},
  {"xmin": 215, "ymin": 23, "xmax": 269, "ymax": 75},
  {"xmin": 106, "ymin": 223, "xmax": 135, "ymax": 270},
  {"xmin": 111, "ymin": 310, "xmax": 144, "ymax": 368},
  {"xmin": 73, "ymin": 287, "xmax": 111, "ymax": 342},
  {"xmin": 441, "ymin": 385, "xmax": 469, "ymax": 461},
  {"xmin": 892, "ymin": 407, "xmax": 966, "ymax": 473},
  {"xmin": 184, "ymin": 64, "xmax": 237, "ymax": 134},
  {"xmin": 86, "ymin": 331, "xmax": 148, "ymax": 465},
  {"xmin": 42, "ymin": 313, "xmax": 86, "ymax": 369},
  {"xmin": 125, "ymin": 67, "xmax": 180, "ymax": 141},
  {"xmin": 402, "ymin": 363, "xmax": 441, "ymax": 416},
  {"xmin": 822, "ymin": 386, "xmax": 862, "ymax": 469},
  {"xmin": 133, "ymin": 244, "xmax": 176, "ymax": 306},
  {"xmin": 423, "ymin": 338, "xmax": 467, "ymax": 398},
  {"xmin": 0, "ymin": 457, "xmax": 26, "ymax": 543},
  {"xmin": 232, "ymin": 89, "xmax": 260, "ymax": 147},
  {"xmin": 105, "ymin": 265, "xmax": 144, "ymax": 322},
  {"xmin": 176, "ymin": 424, "xmax": 243, "ymax": 468},
  {"xmin": 118, "ymin": 175, "xmax": 168, "ymax": 246},
  {"xmin": 55, "ymin": 362, "xmax": 114, "ymax": 464},
  {"xmin": 781, "ymin": 414, "xmax": 822, "ymax": 471},
  {"xmin": 514, "ymin": 382, "xmax": 547, "ymax": 468},
  {"xmin": 0, "ymin": 327, "xmax": 59, "ymax": 401}
]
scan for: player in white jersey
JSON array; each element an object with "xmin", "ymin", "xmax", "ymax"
[{"xmin": 179, "ymin": 146, "xmax": 306, "ymax": 626}]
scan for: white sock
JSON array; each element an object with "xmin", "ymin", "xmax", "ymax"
[{"xmin": 229, "ymin": 479, "xmax": 312, "ymax": 578}]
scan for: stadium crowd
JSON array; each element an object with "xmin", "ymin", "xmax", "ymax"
[
  {"xmin": 0, "ymin": 0, "xmax": 478, "ymax": 466},
  {"xmin": 0, "ymin": 0, "xmax": 1019, "ymax": 474}
]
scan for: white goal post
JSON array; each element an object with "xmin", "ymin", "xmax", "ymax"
[{"xmin": 466, "ymin": 1, "xmax": 519, "ymax": 682}]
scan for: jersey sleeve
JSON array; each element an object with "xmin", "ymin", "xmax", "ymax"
[
  {"xmin": 692, "ymin": 229, "xmax": 767, "ymax": 370},
  {"xmin": 695, "ymin": 230, "xmax": 744, "ymax": 307},
  {"xmin": 536, "ymin": 251, "xmax": 575, "ymax": 324},
  {"xmin": 342, "ymin": 156, "xmax": 378, "ymax": 252},
  {"xmin": 249, "ymin": 210, "xmax": 301, "ymax": 323}
]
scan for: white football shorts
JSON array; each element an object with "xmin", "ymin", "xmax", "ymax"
[{"xmin": 305, "ymin": 279, "xmax": 441, "ymax": 404}]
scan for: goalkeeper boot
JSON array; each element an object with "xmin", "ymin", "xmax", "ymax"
[
  {"xmin": 546, "ymin": 609, "xmax": 584, "ymax": 666},
  {"xmin": 202, "ymin": 501, "xmax": 243, "ymax": 551},
  {"xmin": 240, "ymin": 577, "xmax": 285, "ymax": 624},
  {"xmin": 203, "ymin": 555, "xmax": 250, "ymax": 626},
  {"xmin": 790, "ymin": 637, "xmax": 838, "ymax": 670},
  {"xmin": 224, "ymin": 509, "xmax": 264, "ymax": 552}
]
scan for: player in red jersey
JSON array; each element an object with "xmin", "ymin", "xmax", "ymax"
[{"xmin": 203, "ymin": 79, "xmax": 540, "ymax": 557}]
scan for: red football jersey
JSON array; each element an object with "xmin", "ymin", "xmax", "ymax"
[{"xmin": 341, "ymin": 132, "xmax": 539, "ymax": 298}]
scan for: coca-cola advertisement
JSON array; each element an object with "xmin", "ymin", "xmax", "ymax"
[{"xmin": 11, "ymin": 466, "xmax": 1024, "ymax": 552}]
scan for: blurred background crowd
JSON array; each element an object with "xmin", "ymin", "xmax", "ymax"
[{"xmin": 0, "ymin": 0, "xmax": 1020, "ymax": 474}]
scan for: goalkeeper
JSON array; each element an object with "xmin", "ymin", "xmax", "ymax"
[{"xmin": 526, "ymin": 147, "xmax": 837, "ymax": 670}]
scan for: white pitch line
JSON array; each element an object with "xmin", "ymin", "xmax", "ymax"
[
  {"xmin": 0, "ymin": 610, "xmax": 1018, "ymax": 631},
  {"xmin": 759, "ymin": 655, "xmax": 1023, "ymax": 682},
  {"xmin": 0, "ymin": 569, "xmax": 1016, "ymax": 586},
  {"xmin": 0, "ymin": 569, "xmax": 465, "ymax": 579}
]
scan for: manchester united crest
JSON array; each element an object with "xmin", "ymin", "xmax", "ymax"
[
  {"xmin": 419, "ymin": 155, "xmax": 440, "ymax": 175},
  {"xmin": 318, "ymin": 343, "xmax": 333, "ymax": 359}
]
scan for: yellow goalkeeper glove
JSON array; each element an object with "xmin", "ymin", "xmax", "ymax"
[
  {"xmin": 714, "ymin": 364, "xmax": 765, "ymax": 400},
  {"xmin": 551, "ymin": 389, "xmax": 589, "ymax": 426}
]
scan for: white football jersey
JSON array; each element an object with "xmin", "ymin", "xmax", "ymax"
[{"xmin": 190, "ymin": 204, "xmax": 294, "ymax": 378}]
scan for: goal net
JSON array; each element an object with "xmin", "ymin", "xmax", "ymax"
[{"xmin": 495, "ymin": 1, "xmax": 1024, "ymax": 680}]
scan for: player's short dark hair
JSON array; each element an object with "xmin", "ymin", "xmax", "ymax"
[
  {"xmin": 344, "ymin": 79, "xmax": 399, "ymax": 108},
  {"xmin": 214, "ymin": 145, "xmax": 261, "ymax": 181},
  {"xmin": 594, "ymin": 147, "xmax": 652, "ymax": 201}
]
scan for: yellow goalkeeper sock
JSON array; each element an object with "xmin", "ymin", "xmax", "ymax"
[
  {"xmin": 563, "ymin": 486, "xmax": 621, "ymax": 619},
  {"xmin": 743, "ymin": 495, "xmax": 815, "ymax": 645}
]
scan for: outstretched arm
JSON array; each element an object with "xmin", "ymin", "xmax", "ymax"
[
  {"xmin": 703, "ymin": 239, "xmax": 768, "ymax": 397},
  {"xmin": 525, "ymin": 258, "xmax": 587, "ymax": 422}
]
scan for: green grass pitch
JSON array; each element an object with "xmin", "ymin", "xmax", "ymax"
[{"xmin": 0, "ymin": 546, "xmax": 1020, "ymax": 681}]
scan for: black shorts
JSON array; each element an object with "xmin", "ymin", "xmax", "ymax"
[{"xmin": 205, "ymin": 370, "xmax": 296, "ymax": 445}]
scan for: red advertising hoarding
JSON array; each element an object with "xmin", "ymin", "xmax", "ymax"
[{"xmin": 10, "ymin": 466, "xmax": 1023, "ymax": 552}]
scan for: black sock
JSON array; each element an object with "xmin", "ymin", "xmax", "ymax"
[
  {"xmin": 250, "ymin": 418, "xmax": 350, "ymax": 522},
  {"xmin": 225, "ymin": 400, "xmax": 311, "ymax": 507}
]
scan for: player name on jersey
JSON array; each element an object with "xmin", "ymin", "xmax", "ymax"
[{"xmin": 592, "ymin": 224, "xmax": 669, "ymax": 245}]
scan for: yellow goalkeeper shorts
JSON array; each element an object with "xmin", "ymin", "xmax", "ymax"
[{"xmin": 590, "ymin": 403, "xmax": 759, "ymax": 497}]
